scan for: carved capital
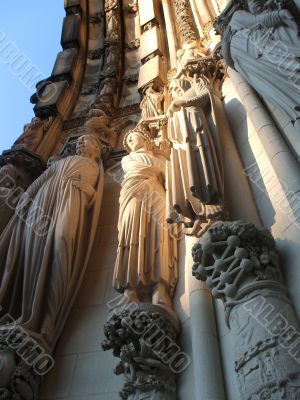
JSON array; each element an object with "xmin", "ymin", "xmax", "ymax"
[{"xmin": 192, "ymin": 221, "xmax": 284, "ymax": 303}]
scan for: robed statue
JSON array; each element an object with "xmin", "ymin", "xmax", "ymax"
[
  {"xmin": 113, "ymin": 126, "xmax": 178, "ymax": 313},
  {"xmin": 220, "ymin": 0, "xmax": 300, "ymax": 129},
  {"xmin": 0, "ymin": 134, "xmax": 104, "ymax": 353}
]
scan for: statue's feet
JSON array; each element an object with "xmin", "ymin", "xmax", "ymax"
[
  {"xmin": 205, "ymin": 205, "xmax": 223, "ymax": 220},
  {"xmin": 117, "ymin": 289, "xmax": 140, "ymax": 306},
  {"xmin": 152, "ymin": 282, "xmax": 173, "ymax": 313}
]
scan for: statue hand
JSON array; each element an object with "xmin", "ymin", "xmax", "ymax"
[
  {"xmin": 73, "ymin": 180, "xmax": 95, "ymax": 199},
  {"xmin": 167, "ymin": 101, "xmax": 182, "ymax": 117}
]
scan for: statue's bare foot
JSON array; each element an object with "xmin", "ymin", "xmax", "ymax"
[
  {"xmin": 117, "ymin": 288, "xmax": 140, "ymax": 306},
  {"xmin": 205, "ymin": 205, "xmax": 223, "ymax": 219},
  {"xmin": 152, "ymin": 282, "xmax": 173, "ymax": 312}
]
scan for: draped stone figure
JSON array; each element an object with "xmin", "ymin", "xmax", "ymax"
[
  {"xmin": 0, "ymin": 134, "xmax": 104, "ymax": 352},
  {"xmin": 113, "ymin": 126, "xmax": 178, "ymax": 312},
  {"xmin": 167, "ymin": 77, "xmax": 224, "ymax": 229},
  {"xmin": 220, "ymin": 0, "xmax": 300, "ymax": 128},
  {"xmin": 0, "ymin": 164, "xmax": 30, "ymax": 235},
  {"xmin": 13, "ymin": 117, "xmax": 53, "ymax": 153}
]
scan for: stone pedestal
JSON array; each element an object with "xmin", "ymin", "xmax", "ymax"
[
  {"xmin": 102, "ymin": 304, "xmax": 181, "ymax": 400},
  {"xmin": 192, "ymin": 221, "xmax": 300, "ymax": 399}
]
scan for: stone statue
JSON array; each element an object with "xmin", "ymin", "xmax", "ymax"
[
  {"xmin": 167, "ymin": 77, "xmax": 224, "ymax": 229},
  {"xmin": 113, "ymin": 126, "xmax": 178, "ymax": 312},
  {"xmin": 13, "ymin": 117, "xmax": 53, "ymax": 153},
  {"xmin": 0, "ymin": 164, "xmax": 30, "ymax": 235},
  {"xmin": 0, "ymin": 134, "xmax": 104, "ymax": 352},
  {"xmin": 221, "ymin": 0, "xmax": 300, "ymax": 129},
  {"xmin": 140, "ymin": 84, "xmax": 164, "ymax": 119}
]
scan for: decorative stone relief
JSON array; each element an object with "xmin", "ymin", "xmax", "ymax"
[
  {"xmin": 192, "ymin": 221, "xmax": 300, "ymax": 399},
  {"xmin": 173, "ymin": 0, "xmax": 199, "ymax": 43},
  {"xmin": 217, "ymin": 0, "xmax": 300, "ymax": 129},
  {"xmin": 0, "ymin": 135, "xmax": 105, "ymax": 396},
  {"xmin": 102, "ymin": 304, "xmax": 179, "ymax": 400},
  {"xmin": 13, "ymin": 117, "xmax": 53, "ymax": 154}
]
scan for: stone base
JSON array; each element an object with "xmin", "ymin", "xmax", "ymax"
[{"xmin": 102, "ymin": 303, "xmax": 180, "ymax": 400}]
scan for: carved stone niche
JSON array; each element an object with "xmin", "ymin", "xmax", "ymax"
[
  {"xmin": 102, "ymin": 304, "xmax": 181, "ymax": 400},
  {"xmin": 192, "ymin": 221, "xmax": 300, "ymax": 399}
]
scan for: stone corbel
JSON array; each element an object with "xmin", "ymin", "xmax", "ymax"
[{"xmin": 102, "ymin": 304, "xmax": 181, "ymax": 400}]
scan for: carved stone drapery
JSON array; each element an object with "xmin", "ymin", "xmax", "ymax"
[
  {"xmin": 166, "ymin": 51, "xmax": 226, "ymax": 236},
  {"xmin": 102, "ymin": 304, "xmax": 180, "ymax": 400},
  {"xmin": 0, "ymin": 135, "xmax": 105, "ymax": 397},
  {"xmin": 104, "ymin": 124, "xmax": 179, "ymax": 399},
  {"xmin": 216, "ymin": 0, "xmax": 300, "ymax": 130},
  {"xmin": 112, "ymin": 125, "xmax": 178, "ymax": 308},
  {"xmin": 192, "ymin": 221, "xmax": 300, "ymax": 399}
]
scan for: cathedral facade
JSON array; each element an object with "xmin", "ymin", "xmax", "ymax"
[{"xmin": 1, "ymin": 1, "xmax": 300, "ymax": 399}]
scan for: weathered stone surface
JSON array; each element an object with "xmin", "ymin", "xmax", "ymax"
[
  {"xmin": 138, "ymin": 55, "xmax": 165, "ymax": 90},
  {"xmin": 139, "ymin": 26, "xmax": 163, "ymax": 61},
  {"xmin": 61, "ymin": 14, "xmax": 81, "ymax": 49},
  {"xmin": 51, "ymin": 48, "xmax": 78, "ymax": 80},
  {"xmin": 192, "ymin": 221, "xmax": 300, "ymax": 399},
  {"xmin": 138, "ymin": 0, "xmax": 156, "ymax": 27},
  {"xmin": 33, "ymin": 80, "xmax": 69, "ymax": 119}
]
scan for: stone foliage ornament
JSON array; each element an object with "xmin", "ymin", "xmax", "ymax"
[
  {"xmin": 192, "ymin": 221, "xmax": 300, "ymax": 399},
  {"xmin": 218, "ymin": 0, "xmax": 300, "ymax": 129},
  {"xmin": 102, "ymin": 304, "xmax": 179, "ymax": 400},
  {"xmin": 173, "ymin": 0, "xmax": 199, "ymax": 43},
  {"xmin": 0, "ymin": 134, "xmax": 105, "ymax": 396}
]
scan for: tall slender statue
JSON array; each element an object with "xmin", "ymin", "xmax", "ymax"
[
  {"xmin": 167, "ymin": 76, "xmax": 224, "ymax": 231},
  {"xmin": 220, "ymin": 0, "xmax": 300, "ymax": 129},
  {"xmin": 113, "ymin": 126, "xmax": 178, "ymax": 312},
  {"xmin": 0, "ymin": 134, "xmax": 104, "ymax": 352}
]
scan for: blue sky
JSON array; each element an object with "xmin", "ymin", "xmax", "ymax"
[{"xmin": 0, "ymin": 1, "xmax": 65, "ymax": 152}]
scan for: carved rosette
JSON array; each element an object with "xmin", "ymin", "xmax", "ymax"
[
  {"xmin": 102, "ymin": 304, "xmax": 180, "ymax": 400},
  {"xmin": 192, "ymin": 221, "xmax": 300, "ymax": 399}
]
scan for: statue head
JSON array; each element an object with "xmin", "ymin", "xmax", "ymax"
[
  {"xmin": 123, "ymin": 126, "xmax": 152, "ymax": 153},
  {"xmin": 76, "ymin": 134, "xmax": 102, "ymax": 162},
  {"xmin": 246, "ymin": 0, "xmax": 265, "ymax": 14},
  {"xmin": 169, "ymin": 79, "xmax": 185, "ymax": 100}
]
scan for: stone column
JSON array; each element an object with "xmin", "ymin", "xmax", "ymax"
[{"xmin": 192, "ymin": 220, "xmax": 300, "ymax": 399}]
